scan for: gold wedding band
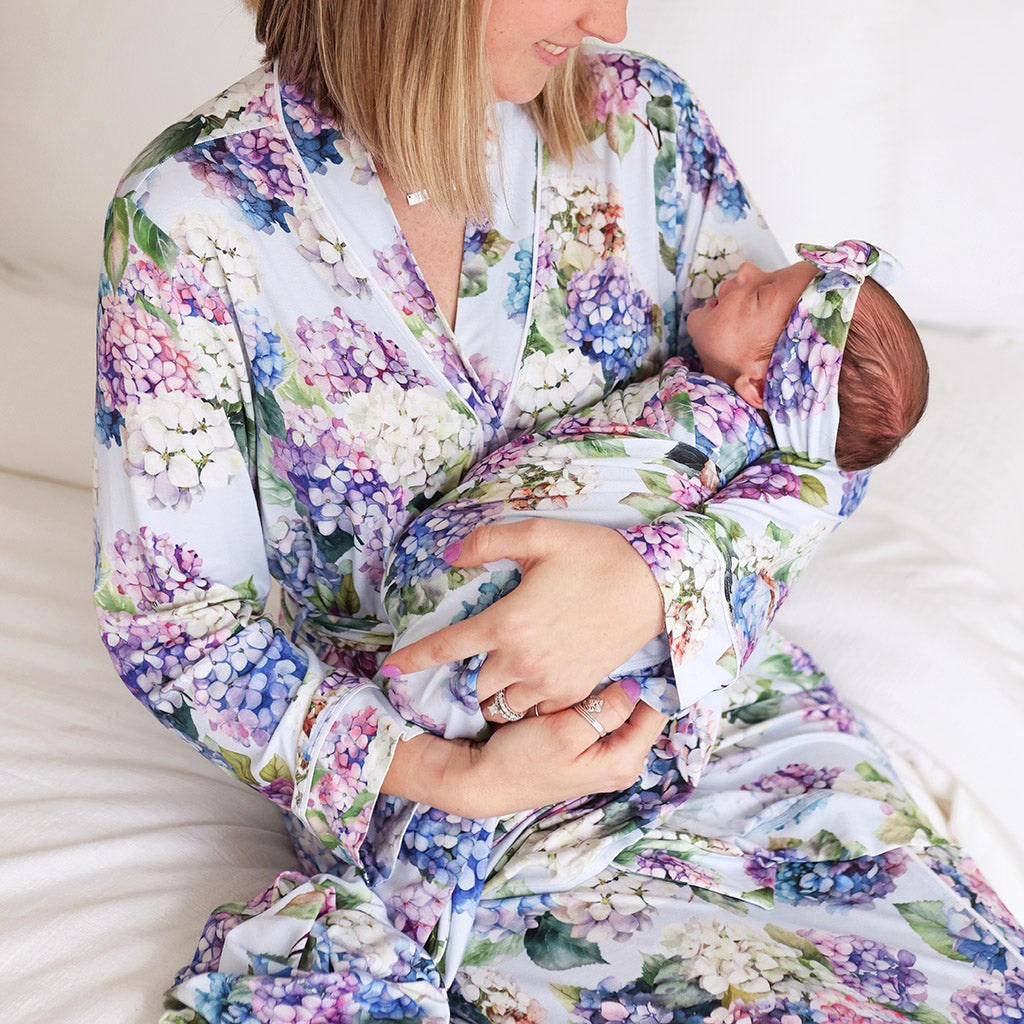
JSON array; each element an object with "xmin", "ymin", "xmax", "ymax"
[{"xmin": 572, "ymin": 697, "xmax": 607, "ymax": 737}]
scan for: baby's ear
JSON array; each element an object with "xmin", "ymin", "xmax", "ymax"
[{"xmin": 734, "ymin": 371, "xmax": 766, "ymax": 410}]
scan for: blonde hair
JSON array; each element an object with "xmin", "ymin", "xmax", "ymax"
[{"xmin": 242, "ymin": 0, "xmax": 596, "ymax": 219}]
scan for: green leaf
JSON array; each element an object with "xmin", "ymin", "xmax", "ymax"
[
  {"xmin": 561, "ymin": 435, "xmax": 628, "ymax": 459},
  {"xmin": 896, "ymin": 901, "xmax": 971, "ymax": 962},
  {"xmin": 876, "ymin": 813, "xmax": 927, "ymax": 847},
  {"xmin": 532, "ymin": 287, "xmax": 571, "ymax": 342},
  {"xmin": 646, "ymin": 94, "xmax": 677, "ymax": 133},
  {"xmin": 764, "ymin": 924, "xmax": 833, "ymax": 967},
  {"xmin": 129, "ymin": 200, "xmax": 180, "ymax": 276},
  {"xmin": 778, "ymin": 451, "xmax": 826, "ymax": 469},
  {"xmin": 219, "ymin": 746, "xmax": 258, "ymax": 786},
  {"xmin": 315, "ymin": 525, "xmax": 355, "ymax": 565},
  {"xmin": 523, "ymin": 329, "xmax": 554, "ymax": 358},
  {"xmin": 481, "ymin": 229, "xmax": 512, "ymax": 266},
  {"xmin": 337, "ymin": 572, "xmax": 361, "ymax": 617},
  {"xmin": 664, "ymin": 391, "xmax": 694, "ymax": 432},
  {"xmin": 94, "ymin": 582, "xmax": 136, "ymax": 615},
  {"xmin": 619, "ymin": 492, "xmax": 682, "ymax": 521},
  {"xmin": 798, "ymin": 474, "xmax": 828, "ymax": 507},
  {"xmin": 277, "ymin": 374, "xmax": 333, "ymax": 414},
  {"xmin": 728, "ymin": 693, "xmax": 782, "ymax": 726},
  {"xmin": 459, "ymin": 931, "xmax": 526, "ymax": 968},
  {"xmin": 135, "ymin": 294, "xmax": 180, "ymax": 337},
  {"xmin": 659, "ymin": 231, "xmax": 677, "ymax": 275},
  {"xmin": 233, "ymin": 575, "xmax": 260, "ymax": 605},
  {"xmin": 640, "ymin": 953, "xmax": 670, "ymax": 987},
  {"xmin": 904, "ymin": 1004, "xmax": 954, "ymax": 1024},
  {"xmin": 158, "ymin": 700, "xmax": 200, "ymax": 744},
  {"xmin": 124, "ymin": 115, "xmax": 207, "ymax": 180},
  {"xmin": 692, "ymin": 886, "xmax": 749, "ymax": 915},
  {"xmin": 637, "ymin": 468, "xmax": 676, "ymax": 498},
  {"xmin": 259, "ymin": 754, "xmax": 293, "ymax": 784},
  {"xmin": 615, "ymin": 113, "xmax": 636, "ymax": 156},
  {"xmin": 257, "ymin": 459, "xmax": 297, "ymax": 507},
  {"xmin": 550, "ymin": 984, "xmax": 584, "ymax": 1014},
  {"xmin": 459, "ymin": 261, "xmax": 489, "ymax": 298},
  {"xmin": 856, "ymin": 761, "xmax": 892, "ymax": 784},
  {"xmin": 524, "ymin": 913, "xmax": 607, "ymax": 970},
  {"xmin": 103, "ymin": 197, "xmax": 131, "ymax": 289},
  {"xmin": 256, "ymin": 388, "xmax": 287, "ymax": 440}
]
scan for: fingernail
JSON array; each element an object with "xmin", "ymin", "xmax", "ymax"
[
  {"xmin": 621, "ymin": 678, "xmax": 641, "ymax": 702},
  {"xmin": 443, "ymin": 540, "xmax": 462, "ymax": 563},
  {"xmin": 380, "ymin": 664, "xmax": 402, "ymax": 678}
]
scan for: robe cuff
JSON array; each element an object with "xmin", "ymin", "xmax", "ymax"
[{"xmin": 294, "ymin": 681, "xmax": 424, "ymax": 873}]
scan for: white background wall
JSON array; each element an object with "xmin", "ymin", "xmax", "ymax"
[{"xmin": 1, "ymin": 1, "xmax": 1021, "ymax": 486}]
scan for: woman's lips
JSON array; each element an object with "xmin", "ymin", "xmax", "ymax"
[{"xmin": 534, "ymin": 40, "xmax": 571, "ymax": 66}]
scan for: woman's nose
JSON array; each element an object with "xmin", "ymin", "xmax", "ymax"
[{"xmin": 578, "ymin": 0, "xmax": 629, "ymax": 44}]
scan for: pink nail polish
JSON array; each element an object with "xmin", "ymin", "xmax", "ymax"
[
  {"xmin": 621, "ymin": 678, "xmax": 641, "ymax": 702},
  {"xmin": 380, "ymin": 664, "xmax": 402, "ymax": 678},
  {"xmin": 443, "ymin": 540, "xmax": 462, "ymax": 563}
]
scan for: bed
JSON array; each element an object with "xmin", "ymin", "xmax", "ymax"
[{"xmin": 2, "ymin": 2, "xmax": 1021, "ymax": 1020}]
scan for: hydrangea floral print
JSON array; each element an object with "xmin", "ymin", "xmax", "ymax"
[{"xmin": 92, "ymin": 51, "xmax": 1023, "ymax": 1024}]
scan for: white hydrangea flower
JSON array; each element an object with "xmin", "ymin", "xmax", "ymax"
[
  {"xmin": 690, "ymin": 231, "xmax": 745, "ymax": 301},
  {"xmin": 457, "ymin": 967, "xmax": 548, "ymax": 1024},
  {"xmin": 171, "ymin": 213, "xmax": 260, "ymax": 302},
  {"xmin": 785, "ymin": 520, "xmax": 831, "ymax": 576},
  {"xmin": 550, "ymin": 871, "xmax": 661, "ymax": 944},
  {"xmin": 335, "ymin": 134, "xmax": 376, "ymax": 188},
  {"xmin": 183, "ymin": 316, "xmax": 250, "ymax": 407},
  {"xmin": 662, "ymin": 918, "xmax": 833, "ymax": 1001},
  {"xmin": 344, "ymin": 382, "xmax": 475, "ymax": 497},
  {"xmin": 733, "ymin": 531, "xmax": 785, "ymax": 577},
  {"xmin": 325, "ymin": 908, "xmax": 404, "ymax": 977},
  {"xmin": 174, "ymin": 583, "xmax": 246, "ymax": 636},
  {"xmin": 124, "ymin": 392, "xmax": 245, "ymax": 510},
  {"xmin": 204, "ymin": 72, "xmax": 264, "ymax": 124},
  {"xmin": 511, "ymin": 346, "xmax": 604, "ymax": 428},
  {"xmin": 284, "ymin": 193, "xmax": 370, "ymax": 299}
]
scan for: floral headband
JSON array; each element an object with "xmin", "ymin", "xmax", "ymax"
[{"xmin": 764, "ymin": 239, "xmax": 900, "ymax": 464}]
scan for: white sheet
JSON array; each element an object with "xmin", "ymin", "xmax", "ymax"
[{"xmin": 1, "ymin": 326, "xmax": 1021, "ymax": 1024}]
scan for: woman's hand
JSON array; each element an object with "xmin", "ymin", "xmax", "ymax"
[
  {"xmin": 382, "ymin": 680, "xmax": 669, "ymax": 818},
  {"xmin": 382, "ymin": 520, "xmax": 666, "ymax": 719}
]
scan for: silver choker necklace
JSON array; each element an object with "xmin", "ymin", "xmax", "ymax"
[{"xmin": 405, "ymin": 189, "xmax": 430, "ymax": 206}]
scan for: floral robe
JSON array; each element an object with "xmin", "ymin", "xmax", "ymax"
[{"xmin": 93, "ymin": 50, "xmax": 1024, "ymax": 1024}]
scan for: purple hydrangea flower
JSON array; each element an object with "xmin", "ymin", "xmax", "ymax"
[
  {"xmin": 799, "ymin": 930, "xmax": 928, "ymax": 1011},
  {"xmin": 563, "ymin": 256, "xmax": 653, "ymax": 381},
  {"xmin": 951, "ymin": 968, "xmax": 1024, "ymax": 1024}
]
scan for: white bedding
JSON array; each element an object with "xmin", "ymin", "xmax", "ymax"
[
  {"xmin": 2, "ymin": 3, "xmax": 1023, "ymax": 1021},
  {"xmin": 1, "ymin": 322, "xmax": 1022, "ymax": 1023}
]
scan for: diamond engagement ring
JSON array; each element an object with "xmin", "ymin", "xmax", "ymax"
[
  {"xmin": 572, "ymin": 695, "xmax": 607, "ymax": 737},
  {"xmin": 488, "ymin": 688, "xmax": 526, "ymax": 722}
]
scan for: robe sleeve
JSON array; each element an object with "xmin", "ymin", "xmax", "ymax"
[
  {"xmin": 618, "ymin": 458, "xmax": 867, "ymax": 713},
  {"xmin": 616, "ymin": 60, "xmax": 870, "ymax": 713},
  {"xmin": 93, "ymin": 197, "xmax": 423, "ymax": 872}
]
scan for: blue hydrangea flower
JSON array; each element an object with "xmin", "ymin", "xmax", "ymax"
[
  {"xmin": 775, "ymin": 851, "xmax": 907, "ymax": 908},
  {"xmin": 563, "ymin": 257, "xmax": 653, "ymax": 382},
  {"xmin": 839, "ymin": 469, "xmax": 870, "ymax": 517},
  {"xmin": 503, "ymin": 242, "xmax": 533, "ymax": 324}
]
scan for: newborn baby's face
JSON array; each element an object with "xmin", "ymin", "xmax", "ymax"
[{"xmin": 686, "ymin": 260, "xmax": 816, "ymax": 391}]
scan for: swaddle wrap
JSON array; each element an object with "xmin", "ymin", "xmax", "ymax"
[{"xmin": 765, "ymin": 239, "xmax": 900, "ymax": 463}]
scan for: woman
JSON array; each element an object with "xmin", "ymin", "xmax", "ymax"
[{"xmin": 94, "ymin": 1, "xmax": 1024, "ymax": 1020}]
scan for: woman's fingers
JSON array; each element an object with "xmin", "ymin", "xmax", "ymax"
[
  {"xmin": 445, "ymin": 520, "xmax": 550, "ymax": 570},
  {"xmin": 384, "ymin": 605, "xmax": 497, "ymax": 676}
]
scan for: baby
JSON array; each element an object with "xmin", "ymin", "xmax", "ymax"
[{"xmin": 379, "ymin": 240, "xmax": 928, "ymax": 736}]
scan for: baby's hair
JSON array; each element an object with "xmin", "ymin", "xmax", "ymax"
[{"xmin": 835, "ymin": 278, "xmax": 928, "ymax": 471}]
